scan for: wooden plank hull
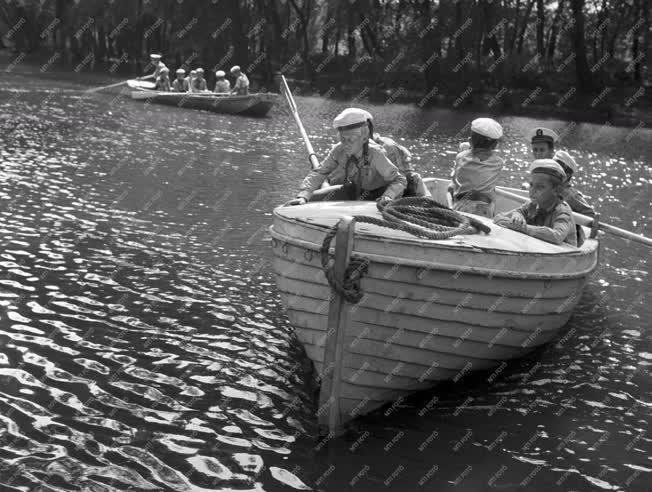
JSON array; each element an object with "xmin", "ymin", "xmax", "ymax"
[
  {"xmin": 129, "ymin": 84, "xmax": 278, "ymax": 116},
  {"xmin": 270, "ymin": 178, "xmax": 599, "ymax": 429}
]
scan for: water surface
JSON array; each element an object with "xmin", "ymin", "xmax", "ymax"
[{"xmin": 0, "ymin": 69, "xmax": 650, "ymax": 491}]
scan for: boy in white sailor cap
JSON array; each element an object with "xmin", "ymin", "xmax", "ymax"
[
  {"xmin": 214, "ymin": 70, "xmax": 231, "ymax": 93},
  {"xmin": 530, "ymin": 127, "xmax": 559, "ymax": 159},
  {"xmin": 172, "ymin": 68, "xmax": 188, "ymax": 92},
  {"xmin": 449, "ymin": 117, "xmax": 505, "ymax": 217},
  {"xmin": 494, "ymin": 159, "xmax": 577, "ymax": 246},
  {"xmin": 154, "ymin": 67, "xmax": 171, "ymax": 92},
  {"xmin": 553, "ymin": 150, "xmax": 595, "ymax": 217},
  {"xmin": 185, "ymin": 70, "xmax": 197, "ymax": 93},
  {"xmin": 361, "ymin": 109, "xmax": 431, "ymax": 197},
  {"xmin": 193, "ymin": 68, "xmax": 208, "ymax": 91},
  {"xmin": 285, "ymin": 108, "xmax": 406, "ymax": 205},
  {"xmin": 147, "ymin": 54, "xmax": 167, "ymax": 81},
  {"xmin": 230, "ymin": 65, "xmax": 250, "ymax": 95}
]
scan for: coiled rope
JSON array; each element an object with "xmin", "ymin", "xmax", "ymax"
[{"xmin": 320, "ymin": 197, "xmax": 491, "ymax": 303}]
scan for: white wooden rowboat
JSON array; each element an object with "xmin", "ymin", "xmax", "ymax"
[
  {"xmin": 269, "ymin": 177, "xmax": 599, "ymax": 432},
  {"xmin": 126, "ymin": 80, "xmax": 278, "ymax": 117}
]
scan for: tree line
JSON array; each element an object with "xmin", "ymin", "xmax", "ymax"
[{"xmin": 1, "ymin": 0, "xmax": 649, "ymax": 100}]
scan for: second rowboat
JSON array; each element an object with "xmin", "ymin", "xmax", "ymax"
[{"xmin": 127, "ymin": 80, "xmax": 278, "ymax": 117}]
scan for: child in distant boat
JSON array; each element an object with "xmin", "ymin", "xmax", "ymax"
[
  {"xmin": 449, "ymin": 118, "xmax": 505, "ymax": 218},
  {"xmin": 214, "ymin": 70, "xmax": 231, "ymax": 93},
  {"xmin": 148, "ymin": 54, "xmax": 167, "ymax": 81},
  {"xmin": 230, "ymin": 66, "xmax": 250, "ymax": 95},
  {"xmin": 154, "ymin": 67, "xmax": 171, "ymax": 92},
  {"xmin": 185, "ymin": 70, "xmax": 197, "ymax": 93},
  {"xmin": 171, "ymin": 68, "xmax": 188, "ymax": 92},
  {"xmin": 494, "ymin": 159, "xmax": 577, "ymax": 246},
  {"xmin": 193, "ymin": 68, "xmax": 208, "ymax": 91}
]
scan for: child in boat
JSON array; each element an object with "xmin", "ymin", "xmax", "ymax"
[
  {"xmin": 285, "ymin": 108, "xmax": 406, "ymax": 205},
  {"xmin": 214, "ymin": 70, "xmax": 231, "ymax": 93},
  {"xmin": 185, "ymin": 70, "xmax": 197, "ymax": 92},
  {"xmin": 230, "ymin": 65, "xmax": 250, "ymax": 95},
  {"xmin": 344, "ymin": 108, "xmax": 429, "ymax": 197},
  {"xmin": 148, "ymin": 54, "xmax": 167, "ymax": 80},
  {"xmin": 553, "ymin": 150, "xmax": 595, "ymax": 217},
  {"xmin": 449, "ymin": 117, "xmax": 504, "ymax": 218},
  {"xmin": 154, "ymin": 67, "xmax": 171, "ymax": 91},
  {"xmin": 529, "ymin": 127, "xmax": 559, "ymax": 159},
  {"xmin": 171, "ymin": 68, "xmax": 188, "ymax": 92},
  {"xmin": 193, "ymin": 68, "xmax": 208, "ymax": 91},
  {"xmin": 494, "ymin": 159, "xmax": 577, "ymax": 246}
]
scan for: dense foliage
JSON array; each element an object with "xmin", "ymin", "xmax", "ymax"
[{"xmin": 1, "ymin": 0, "xmax": 648, "ymax": 98}]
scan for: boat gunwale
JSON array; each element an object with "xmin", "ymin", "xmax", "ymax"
[
  {"xmin": 130, "ymin": 84, "xmax": 279, "ymax": 101},
  {"xmin": 270, "ymin": 226, "xmax": 598, "ymax": 280}
]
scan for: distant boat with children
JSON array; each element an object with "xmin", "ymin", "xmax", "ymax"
[{"xmin": 127, "ymin": 80, "xmax": 278, "ymax": 117}]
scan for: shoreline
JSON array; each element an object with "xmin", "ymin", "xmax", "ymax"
[
  {"xmin": 2, "ymin": 52, "xmax": 650, "ymax": 129},
  {"xmin": 284, "ymin": 78, "xmax": 652, "ymax": 129}
]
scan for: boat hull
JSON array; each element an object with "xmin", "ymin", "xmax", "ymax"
[
  {"xmin": 129, "ymin": 84, "xmax": 278, "ymax": 116},
  {"xmin": 270, "ymin": 178, "xmax": 599, "ymax": 429}
]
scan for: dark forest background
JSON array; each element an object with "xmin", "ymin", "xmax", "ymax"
[{"xmin": 1, "ymin": 0, "xmax": 649, "ymax": 116}]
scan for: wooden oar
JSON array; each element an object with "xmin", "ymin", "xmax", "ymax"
[
  {"xmin": 280, "ymin": 75, "xmax": 329, "ymax": 186},
  {"xmin": 494, "ymin": 187, "xmax": 652, "ymax": 247},
  {"xmin": 86, "ymin": 74, "xmax": 154, "ymax": 93}
]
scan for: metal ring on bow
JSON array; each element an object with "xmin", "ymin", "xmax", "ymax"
[
  {"xmin": 281, "ymin": 242, "xmax": 289, "ymax": 255},
  {"xmin": 304, "ymin": 249, "xmax": 314, "ymax": 262}
]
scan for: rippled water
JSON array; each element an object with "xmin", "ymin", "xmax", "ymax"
[{"xmin": 1, "ymin": 68, "xmax": 650, "ymax": 491}]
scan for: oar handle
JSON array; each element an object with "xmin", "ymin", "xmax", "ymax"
[
  {"xmin": 87, "ymin": 73, "xmax": 156, "ymax": 93},
  {"xmin": 494, "ymin": 187, "xmax": 652, "ymax": 247},
  {"xmin": 280, "ymin": 75, "xmax": 322, "ymax": 174}
]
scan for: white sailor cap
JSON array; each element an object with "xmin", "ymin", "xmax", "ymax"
[
  {"xmin": 230, "ymin": 65, "xmax": 241, "ymax": 73},
  {"xmin": 189, "ymin": 70, "xmax": 197, "ymax": 75},
  {"xmin": 150, "ymin": 54, "xmax": 162, "ymax": 60},
  {"xmin": 470, "ymin": 118, "xmax": 503, "ymax": 139},
  {"xmin": 333, "ymin": 108, "xmax": 372, "ymax": 130},
  {"xmin": 530, "ymin": 127, "xmax": 559, "ymax": 144},
  {"xmin": 176, "ymin": 68, "xmax": 185, "ymax": 74},
  {"xmin": 159, "ymin": 67, "xmax": 169, "ymax": 74},
  {"xmin": 529, "ymin": 159, "xmax": 566, "ymax": 181},
  {"xmin": 196, "ymin": 67, "xmax": 204, "ymax": 73},
  {"xmin": 553, "ymin": 150, "xmax": 577, "ymax": 173},
  {"xmin": 215, "ymin": 70, "xmax": 226, "ymax": 77}
]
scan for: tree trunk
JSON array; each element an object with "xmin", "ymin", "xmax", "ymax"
[
  {"xmin": 421, "ymin": 0, "xmax": 441, "ymax": 89},
  {"xmin": 536, "ymin": 0, "xmax": 545, "ymax": 57},
  {"xmin": 333, "ymin": 6, "xmax": 342, "ymax": 57},
  {"xmin": 227, "ymin": 0, "xmax": 249, "ymax": 69},
  {"xmin": 508, "ymin": 0, "xmax": 522, "ymax": 55},
  {"xmin": 347, "ymin": 24, "xmax": 356, "ymax": 57},
  {"xmin": 607, "ymin": 4, "xmax": 630, "ymax": 58},
  {"xmin": 631, "ymin": 0, "xmax": 643, "ymax": 82},
  {"xmin": 517, "ymin": 0, "xmax": 535, "ymax": 55},
  {"xmin": 546, "ymin": 0, "xmax": 565, "ymax": 63},
  {"xmin": 593, "ymin": 0, "xmax": 608, "ymax": 63},
  {"xmin": 287, "ymin": 0, "xmax": 313, "ymax": 81},
  {"xmin": 641, "ymin": 0, "xmax": 650, "ymax": 83},
  {"xmin": 570, "ymin": 0, "xmax": 593, "ymax": 92}
]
